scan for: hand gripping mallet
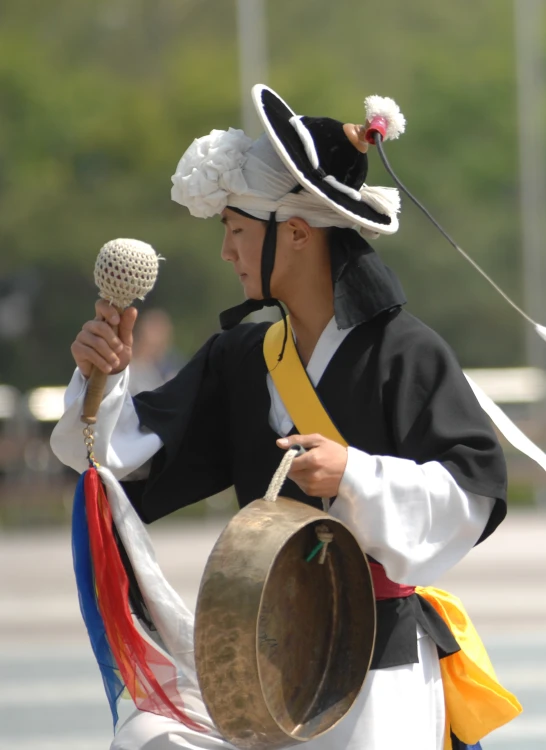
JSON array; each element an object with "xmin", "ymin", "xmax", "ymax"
[{"xmin": 80, "ymin": 238, "xmax": 161, "ymax": 426}]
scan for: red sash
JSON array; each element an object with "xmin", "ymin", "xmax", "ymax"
[{"xmin": 368, "ymin": 561, "xmax": 415, "ymax": 600}]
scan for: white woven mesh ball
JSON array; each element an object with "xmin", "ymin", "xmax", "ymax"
[{"xmin": 94, "ymin": 238, "xmax": 160, "ymax": 308}]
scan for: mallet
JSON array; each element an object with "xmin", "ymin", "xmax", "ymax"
[{"xmin": 81, "ymin": 238, "xmax": 161, "ymax": 425}]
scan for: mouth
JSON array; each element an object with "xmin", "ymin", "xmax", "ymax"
[{"xmin": 238, "ymin": 273, "xmax": 248, "ymax": 283}]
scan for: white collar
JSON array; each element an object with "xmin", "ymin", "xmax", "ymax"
[
  {"xmin": 267, "ymin": 317, "xmax": 354, "ymax": 437},
  {"xmin": 296, "ymin": 316, "xmax": 355, "ymax": 386}
]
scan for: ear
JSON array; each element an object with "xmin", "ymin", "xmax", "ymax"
[{"xmin": 285, "ymin": 217, "xmax": 312, "ymax": 248}]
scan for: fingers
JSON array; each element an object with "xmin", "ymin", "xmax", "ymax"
[
  {"xmin": 275, "ymin": 434, "xmax": 348, "ymax": 497},
  {"xmin": 82, "ymin": 319, "xmax": 125, "ymax": 352},
  {"xmin": 118, "ymin": 306, "xmax": 138, "ymax": 347},
  {"xmin": 288, "ymin": 450, "xmax": 320, "ymax": 473},
  {"xmin": 277, "ymin": 434, "xmax": 323, "ymax": 451},
  {"xmin": 71, "ymin": 339, "xmax": 118, "ymax": 376},
  {"xmin": 94, "ymin": 301, "xmax": 137, "ymax": 346},
  {"xmin": 94, "ymin": 299, "xmax": 121, "ymax": 325},
  {"xmin": 72, "ymin": 302, "xmax": 133, "ymax": 376},
  {"xmin": 287, "ymin": 449, "xmax": 325, "ymax": 496},
  {"xmin": 72, "ymin": 301, "xmax": 138, "ymax": 378},
  {"xmin": 72, "ymin": 327, "xmax": 122, "ymax": 374},
  {"xmin": 277, "ymin": 434, "xmax": 323, "ymax": 472}
]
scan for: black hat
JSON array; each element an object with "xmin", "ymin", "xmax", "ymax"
[{"xmin": 251, "ymin": 85, "xmax": 405, "ymax": 237}]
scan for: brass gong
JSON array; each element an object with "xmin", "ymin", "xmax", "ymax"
[{"xmin": 194, "ymin": 496, "xmax": 376, "ymax": 750}]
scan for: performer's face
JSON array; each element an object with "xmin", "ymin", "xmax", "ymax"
[
  {"xmin": 221, "ymin": 208, "xmax": 324, "ymax": 303},
  {"xmin": 221, "ymin": 208, "xmax": 267, "ymax": 299}
]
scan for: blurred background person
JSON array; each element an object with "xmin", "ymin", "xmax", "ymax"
[{"xmin": 129, "ymin": 308, "xmax": 187, "ymax": 395}]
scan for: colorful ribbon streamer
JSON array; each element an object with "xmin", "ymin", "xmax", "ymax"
[{"xmin": 72, "ymin": 466, "xmax": 203, "ymax": 732}]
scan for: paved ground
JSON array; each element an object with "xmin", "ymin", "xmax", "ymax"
[{"xmin": 1, "ymin": 511, "xmax": 545, "ymax": 749}]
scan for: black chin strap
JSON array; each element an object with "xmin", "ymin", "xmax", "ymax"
[
  {"xmin": 261, "ymin": 212, "xmax": 278, "ymax": 298},
  {"xmin": 219, "ymin": 297, "xmax": 282, "ymax": 330},
  {"xmin": 219, "ymin": 209, "xmax": 290, "ymax": 359},
  {"xmin": 219, "ymin": 216, "xmax": 405, "ymax": 363},
  {"xmin": 226, "ymin": 207, "xmax": 278, "ymax": 299},
  {"xmin": 220, "ymin": 209, "xmax": 284, "ymax": 329}
]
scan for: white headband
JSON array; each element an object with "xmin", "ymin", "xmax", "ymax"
[{"xmin": 171, "ymin": 129, "xmax": 402, "ymax": 239}]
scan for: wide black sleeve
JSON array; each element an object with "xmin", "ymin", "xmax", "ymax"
[
  {"xmin": 122, "ymin": 333, "xmax": 232, "ymax": 523},
  {"xmin": 382, "ymin": 313, "xmax": 507, "ymax": 542}
]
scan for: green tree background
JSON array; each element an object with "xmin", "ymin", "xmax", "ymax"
[{"xmin": 0, "ymin": 0, "xmax": 544, "ymax": 390}]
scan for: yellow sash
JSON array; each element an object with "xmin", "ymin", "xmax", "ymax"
[{"xmin": 264, "ymin": 318, "xmax": 522, "ymax": 748}]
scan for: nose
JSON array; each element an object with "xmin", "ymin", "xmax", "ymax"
[{"xmin": 221, "ymin": 233, "xmax": 238, "ymax": 263}]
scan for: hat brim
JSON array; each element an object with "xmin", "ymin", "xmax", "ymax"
[{"xmin": 251, "ymin": 85, "xmax": 398, "ymax": 236}]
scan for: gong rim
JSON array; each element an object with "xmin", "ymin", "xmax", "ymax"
[{"xmin": 194, "ymin": 497, "xmax": 375, "ymax": 750}]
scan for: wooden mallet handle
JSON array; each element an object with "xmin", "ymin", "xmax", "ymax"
[{"xmin": 80, "ymin": 315, "xmax": 120, "ymax": 425}]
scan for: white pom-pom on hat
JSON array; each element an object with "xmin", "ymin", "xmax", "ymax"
[{"xmin": 364, "ymin": 96, "xmax": 406, "ymax": 141}]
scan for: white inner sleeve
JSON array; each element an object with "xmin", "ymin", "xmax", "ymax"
[
  {"xmin": 50, "ymin": 367, "xmax": 162, "ymax": 480},
  {"xmin": 267, "ymin": 316, "xmax": 495, "ymax": 586},
  {"xmin": 333, "ymin": 450, "xmax": 494, "ymax": 586}
]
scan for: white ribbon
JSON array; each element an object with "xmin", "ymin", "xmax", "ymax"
[
  {"xmin": 465, "ymin": 375, "xmax": 546, "ymax": 473},
  {"xmin": 536, "ymin": 324, "xmax": 546, "ymax": 343},
  {"xmin": 98, "ymin": 465, "xmax": 199, "ymax": 686}
]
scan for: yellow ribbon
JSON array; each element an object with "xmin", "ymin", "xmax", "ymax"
[
  {"xmin": 264, "ymin": 317, "xmax": 347, "ymax": 446},
  {"xmin": 264, "ymin": 318, "xmax": 522, "ymax": 747},
  {"xmin": 416, "ymin": 587, "xmax": 522, "ymax": 747}
]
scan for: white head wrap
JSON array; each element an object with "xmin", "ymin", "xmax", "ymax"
[{"xmin": 171, "ymin": 132, "xmax": 382, "ymax": 238}]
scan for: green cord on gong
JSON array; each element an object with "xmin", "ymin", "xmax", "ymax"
[{"xmin": 305, "ymin": 541, "xmax": 325, "ymax": 563}]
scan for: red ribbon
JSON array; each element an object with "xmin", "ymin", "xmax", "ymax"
[{"xmin": 84, "ymin": 467, "xmax": 204, "ymax": 731}]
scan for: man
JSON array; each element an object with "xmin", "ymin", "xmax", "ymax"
[{"xmin": 51, "ymin": 86, "xmax": 511, "ymax": 750}]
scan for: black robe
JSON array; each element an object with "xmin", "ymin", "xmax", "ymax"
[{"xmin": 123, "ymin": 306, "xmax": 507, "ymax": 669}]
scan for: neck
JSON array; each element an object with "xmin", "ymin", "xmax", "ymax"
[{"xmin": 282, "ymin": 278, "xmax": 334, "ymax": 367}]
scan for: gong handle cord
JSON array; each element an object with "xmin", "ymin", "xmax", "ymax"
[
  {"xmin": 265, "ymin": 445, "xmax": 334, "ymax": 564},
  {"xmin": 264, "ymin": 445, "xmax": 304, "ymax": 503},
  {"xmin": 375, "ymin": 135, "xmax": 541, "ymax": 330}
]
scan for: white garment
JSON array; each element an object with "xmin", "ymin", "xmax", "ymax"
[
  {"xmin": 50, "ymin": 316, "xmax": 495, "ymax": 750},
  {"xmin": 111, "ymin": 634, "xmax": 444, "ymax": 750},
  {"xmin": 111, "ymin": 687, "xmax": 236, "ymax": 750}
]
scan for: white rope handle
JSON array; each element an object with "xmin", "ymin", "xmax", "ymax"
[
  {"xmin": 264, "ymin": 445, "xmax": 305, "ymax": 502},
  {"xmin": 265, "ymin": 445, "xmax": 335, "ymax": 564}
]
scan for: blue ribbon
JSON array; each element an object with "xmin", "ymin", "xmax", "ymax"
[{"xmin": 71, "ymin": 470, "xmax": 124, "ymax": 729}]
